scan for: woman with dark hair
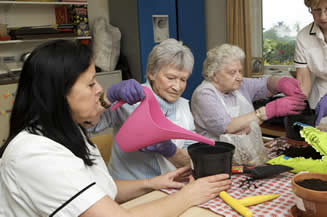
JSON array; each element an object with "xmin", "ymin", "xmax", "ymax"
[
  {"xmin": 0, "ymin": 40, "xmax": 231, "ymax": 217},
  {"xmin": 0, "ymin": 39, "xmax": 98, "ymax": 166}
]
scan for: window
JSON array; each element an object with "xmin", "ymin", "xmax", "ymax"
[
  {"xmin": 250, "ymin": 0, "xmax": 312, "ymax": 75},
  {"xmin": 262, "ymin": 0, "xmax": 312, "ymax": 67}
]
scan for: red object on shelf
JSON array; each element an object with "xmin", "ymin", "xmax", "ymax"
[
  {"xmin": 57, "ymin": 28, "xmax": 74, "ymax": 32},
  {"xmin": 55, "ymin": 6, "xmax": 70, "ymax": 24},
  {"xmin": 60, "ymin": 0, "xmax": 87, "ymax": 2},
  {"xmin": 0, "ymin": 35, "xmax": 11, "ymax": 41},
  {"xmin": 79, "ymin": 39, "xmax": 90, "ymax": 45}
]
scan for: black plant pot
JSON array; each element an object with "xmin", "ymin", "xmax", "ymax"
[
  {"xmin": 284, "ymin": 101, "xmax": 317, "ymax": 141},
  {"xmin": 187, "ymin": 141, "xmax": 235, "ymax": 179}
]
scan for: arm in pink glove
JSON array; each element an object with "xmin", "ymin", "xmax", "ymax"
[
  {"xmin": 265, "ymin": 96, "xmax": 306, "ymax": 119},
  {"xmin": 276, "ymin": 77, "xmax": 306, "ymax": 98},
  {"xmin": 315, "ymin": 93, "xmax": 327, "ymax": 126},
  {"xmin": 140, "ymin": 140, "xmax": 177, "ymax": 158}
]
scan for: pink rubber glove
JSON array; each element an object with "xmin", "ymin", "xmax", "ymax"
[
  {"xmin": 276, "ymin": 77, "xmax": 306, "ymax": 98},
  {"xmin": 265, "ymin": 96, "xmax": 306, "ymax": 119}
]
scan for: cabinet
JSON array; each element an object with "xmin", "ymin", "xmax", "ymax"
[
  {"xmin": 0, "ymin": 82, "xmax": 18, "ymax": 145},
  {"xmin": 0, "ymin": 1, "xmax": 91, "ymax": 73}
]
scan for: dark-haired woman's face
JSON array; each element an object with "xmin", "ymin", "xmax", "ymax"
[{"xmin": 67, "ymin": 62, "xmax": 104, "ymax": 126}]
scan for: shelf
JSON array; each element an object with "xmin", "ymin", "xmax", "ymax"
[
  {"xmin": 0, "ymin": 36, "xmax": 91, "ymax": 44},
  {"xmin": 0, "ymin": 1, "xmax": 88, "ymax": 6}
]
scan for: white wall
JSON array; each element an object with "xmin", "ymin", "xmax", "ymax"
[
  {"xmin": 87, "ymin": 0, "xmax": 110, "ymax": 30},
  {"xmin": 205, "ymin": 0, "xmax": 227, "ymax": 50},
  {"xmin": 250, "ymin": 0, "xmax": 263, "ymax": 58}
]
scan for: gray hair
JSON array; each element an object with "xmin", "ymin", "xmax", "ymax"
[
  {"xmin": 202, "ymin": 43, "xmax": 245, "ymax": 81},
  {"xmin": 146, "ymin": 38, "xmax": 194, "ymax": 80}
]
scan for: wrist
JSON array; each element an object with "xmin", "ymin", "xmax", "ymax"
[
  {"xmin": 99, "ymin": 91, "xmax": 111, "ymax": 109},
  {"xmin": 166, "ymin": 148, "xmax": 190, "ymax": 168},
  {"xmin": 145, "ymin": 176, "xmax": 164, "ymax": 190},
  {"xmin": 275, "ymin": 77, "xmax": 284, "ymax": 92},
  {"xmin": 265, "ymin": 102, "xmax": 275, "ymax": 119},
  {"xmin": 255, "ymin": 107, "xmax": 268, "ymax": 122},
  {"xmin": 177, "ymin": 186, "xmax": 197, "ymax": 207},
  {"xmin": 143, "ymin": 178, "xmax": 155, "ymax": 190}
]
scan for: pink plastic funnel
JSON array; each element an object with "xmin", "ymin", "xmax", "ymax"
[{"xmin": 114, "ymin": 86, "xmax": 215, "ymax": 152}]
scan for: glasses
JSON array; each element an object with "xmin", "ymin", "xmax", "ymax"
[{"xmin": 309, "ymin": 7, "xmax": 327, "ymax": 17}]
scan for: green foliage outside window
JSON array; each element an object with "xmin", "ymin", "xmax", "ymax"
[{"xmin": 263, "ymin": 22, "xmax": 298, "ymax": 66}]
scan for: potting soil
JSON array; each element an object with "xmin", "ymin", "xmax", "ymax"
[
  {"xmin": 277, "ymin": 146, "xmax": 323, "ymax": 159},
  {"xmin": 296, "ymin": 179, "xmax": 327, "ymax": 191}
]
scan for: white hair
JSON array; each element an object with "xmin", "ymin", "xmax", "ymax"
[
  {"xmin": 146, "ymin": 38, "xmax": 194, "ymax": 80},
  {"xmin": 202, "ymin": 43, "xmax": 245, "ymax": 81}
]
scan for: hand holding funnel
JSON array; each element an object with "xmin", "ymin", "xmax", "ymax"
[{"xmin": 112, "ymin": 86, "xmax": 215, "ymax": 152}]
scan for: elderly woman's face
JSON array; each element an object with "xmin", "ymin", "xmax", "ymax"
[
  {"xmin": 149, "ymin": 66, "xmax": 190, "ymax": 102},
  {"xmin": 212, "ymin": 60, "xmax": 243, "ymax": 94},
  {"xmin": 312, "ymin": 0, "xmax": 327, "ymax": 32},
  {"xmin": 67, "ymin": 62, "xmax": 104, "ymax": 126}
]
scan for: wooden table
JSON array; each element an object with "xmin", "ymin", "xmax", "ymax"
[
  {"xmin": 261, "ymin": 122, "xmax": 285, "ymax": 137},
  {"xmin": 121, "ymin": 190, "xmax": 222, "ymax": 217}
]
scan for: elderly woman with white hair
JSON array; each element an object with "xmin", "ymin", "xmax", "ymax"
[
  {"xmin": 191, "ymin": 43, "xmax": 307, "ymax": 143},
  {"xmin": 90, "ymin": 39, "xmax": 231, "ymax": 183}
]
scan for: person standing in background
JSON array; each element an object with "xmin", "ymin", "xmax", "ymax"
[{"xmin": 295, "ymin": 0, "xmax": 327, "ymax": 125}]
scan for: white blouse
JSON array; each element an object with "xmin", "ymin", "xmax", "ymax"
[{"xmin": 0, "ymin": 130, "xmax": 117, "ymax": 217}]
